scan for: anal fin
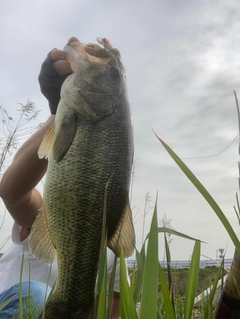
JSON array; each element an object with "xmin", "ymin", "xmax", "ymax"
[
  {"xmin": 107, "ymin": 201, "xmax": 135, "ymax": 258},
  {"xmin": 29, "ymin": 207, "xmax": 56, "ymax": 263}
]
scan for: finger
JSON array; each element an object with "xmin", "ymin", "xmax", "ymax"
[
  {"xmin": 53, "ymin": 60, "xmax": 72, "ymax": 76},
  {"xmin": 68, "ymin": 36, "xmax": 80, "ymax": 43},
  {"xmin": 51, "ymin": 49, "xmax": 66, "ymax": 61}
]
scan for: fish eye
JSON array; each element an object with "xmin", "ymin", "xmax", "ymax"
[{"xmin": 110, "ymin": 66, "xmax": 120, "ymax": 79}]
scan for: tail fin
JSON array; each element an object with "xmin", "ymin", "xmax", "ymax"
[{"xmin": 38, "ymin": 299, "xmax": 91, "ymax": 319}]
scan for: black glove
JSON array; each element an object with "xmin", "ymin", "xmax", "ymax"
[{"xmin": 38, "ymin": 51, "xmax": 71, "ymax": 114}]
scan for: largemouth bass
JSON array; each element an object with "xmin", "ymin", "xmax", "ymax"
[{"xmin": 29, "ymin": 37, "xmax": 135, "ymax": 319}]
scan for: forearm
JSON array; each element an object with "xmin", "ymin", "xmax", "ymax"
[{"xmin": 0, "ymin": 115, "xmax": 55, "ymax": 228}]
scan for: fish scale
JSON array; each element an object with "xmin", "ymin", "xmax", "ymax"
[{"xmin": 47, "ymin": 122, "xmax": 129, "ymax": 312}]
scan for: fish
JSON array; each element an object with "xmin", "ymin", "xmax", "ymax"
[{"xmin": 29, "ymin": 37, "xmax": 135, "ymax": 319}]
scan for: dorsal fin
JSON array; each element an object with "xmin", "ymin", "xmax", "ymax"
[{"xmin": 38, "ymin": 125, "xmax": 55, "ymax": 160}]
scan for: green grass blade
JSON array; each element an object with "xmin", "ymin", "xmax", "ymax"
[
  {"xmin": 236, "ymin": 193, "xmax": 240, "ymax": 215},
  {"xmin": 96, "ymin": 238, "xmax": 107, "ymax": 294},
  {"xmin": 234, "ymin": 205, "xmax": 240, "ymax": 225},
  {"xmin": 184, "ymin": 240, "xmax": 201, "ymax": 319},
  {"xmin": 164, "ymin": 233, "xmax": 175, "ymax": 312},
  {"xmin": 234, "ymin": 192, "xmax": 240, "ymax": 224},
  {"xmin": 41, "ymin": 263, "xmax": 54, "ymax": 318},
  {"xmin": 96, "ymin": 239, "xmax": 107, "ymax": 319},
  {"xmin": 107, "ymin": 254, "xmax": 117, "ymax": 319},
  {"xmin": 97, "ymin": 266, "xmax": 107, "ymax": 319},
  {"xmin": 18, "ymin": 252, "xmax": 24, "ymax": 319},
  {"xmin": 204, "ymin": 259, "xmax": 223, "ymax": 319},
  {"xmin": 140, "ymin": 241, "xmax": 146, "ymax": 264},
  {"xmin": 0, "ymin": 294, "xmax": 16, "ymax": 311},
  {"xmin": 140, "ymin": 199, "xmax": 159, "ymax": 319},
  {"xmin": 158, "ymin": 264, "xmax": 175, "ymax": 318},
  {"xmin": 134, "ymin": 248, "xmax": 145, "ymax": 304},
  {"xmin": 97, "ymin": 177, "xmax": 110, "ymax": 294},
  {"xmin": 156, "ymin": 135, "xmax": 240, "ymax": 254},
  {"xmin": 238, "ymin": 162, "xmax": 240, "ymax": 191},
  {"xmin": 94, "ymin": 179, "xmax": 109, "ymax": 318},
  {"xmin": 120, "ymin": 248, "xmax": 138, "ymax": 319},
  {"xmin": 130, "ymin": 262, "xmax": 136, "ymax": 297},
  {"xmin": 234, "ymin": 90, "xmax": 240, "ymax": 156},
  {"xmin": 144, "ymin": 227, "xmax": 203, "ymax": 243}
]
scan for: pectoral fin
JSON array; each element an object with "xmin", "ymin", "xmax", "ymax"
[
  {"xmin": 107, "ymin": 201, "xmax": 135, "ymax": 258},
  {"xmin": 38, "ymin": 125, "xmax": 55, "ymax": 159},
  {"xmin": 53, "ymin": 113, "xmax": 78, "ymax": 162},
  {"xmin": 29, "ymin": 207, "xmax": 56, "ymax": 263}
]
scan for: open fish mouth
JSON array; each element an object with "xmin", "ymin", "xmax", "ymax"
[{"xmin": 64, "ymin": 37, "xmax": 121, "ymax": 70}]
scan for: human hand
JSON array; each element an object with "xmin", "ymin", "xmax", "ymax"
[{"xmin": 38, "ymin": 37, "xmax": 79, "ymax": 114}]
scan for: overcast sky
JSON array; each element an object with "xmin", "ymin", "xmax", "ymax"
[{"xmin": 1, "ymin": 0, "xmax": 240, "ymax": 261}]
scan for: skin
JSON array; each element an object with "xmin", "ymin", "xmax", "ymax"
[
  {"xmin": 111, "ymin": 292, "xmax": 120, "ymax": 319},
  {"xmin": 0, "ymin": 37, "xmax": 120, "ymax": 319}
]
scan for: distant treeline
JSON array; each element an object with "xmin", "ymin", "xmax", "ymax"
[{"xmin": 127, "ymin": 258, "xmax": 232, "ymax": 269}]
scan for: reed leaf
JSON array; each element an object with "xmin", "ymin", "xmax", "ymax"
[
  {"xmin": 234, "ymin": 193, "xmax": 240, "ymax": 225},
  {"xmin": 140, "ymin": 199, "xmax": 159, "ymax": 319},
  {"xmin": 144, "ymin": 227, "xmax": 202, "ymax": 243},
  {"xmin": 120, "ymin": 248, "xmax": 138, "ymax": 319},
  {"xmin": 0, "ymin": 294, "xmax": 16, "ymax": 311},
  {"xmin": 134, "ymin": 249, "xmax": 145, "ymax": 304},
  {"xmin": 184, "ymin": 240, "xmax": 201, "ymax": 319},
  {"xmin": 203, "ymin": 259, "xmax": 223, "ymax": 319},
  {"xmin": 97, "ymin": 260, "xmax": 107, "ymax": 319},
  {"xmin": 96, "ymin": 239, "xmax": 107, "ymax": 295},
  {"xmin": 18, "ymin": 251, "xmax": 24, "ymax": 318},
  {"xmin": 234, "ymin": 90, "xmax": 240, "ymax": 156},
  {"xmin": 158, "ymin": 264, "xmax": 175, "ymax": 318},
  {"xmin": 94, "ymin": 178, "xmax": 110, "ymax": 318},
  {"xmin": 164, "ymin": 233, "xmax": 174, "ymax": 311},
  {"xmin": 156, "ymin": 135, "xmax": 240, "ymax": 255},
  {"xmin": 106, "ymin": 254, "xmax": 117, "ymax": 319},
  {"xmin": 130, "ymin": 262, "xmax": 136, "ymax": 298}
]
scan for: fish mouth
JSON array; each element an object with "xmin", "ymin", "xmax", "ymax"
[
  {"xmin": 63, "ymin": 41, "xmax": 87, "ymax": 64},
  {"xmin": 64, "ymin": 37, "xmax": 121, "ymax": 70}
]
